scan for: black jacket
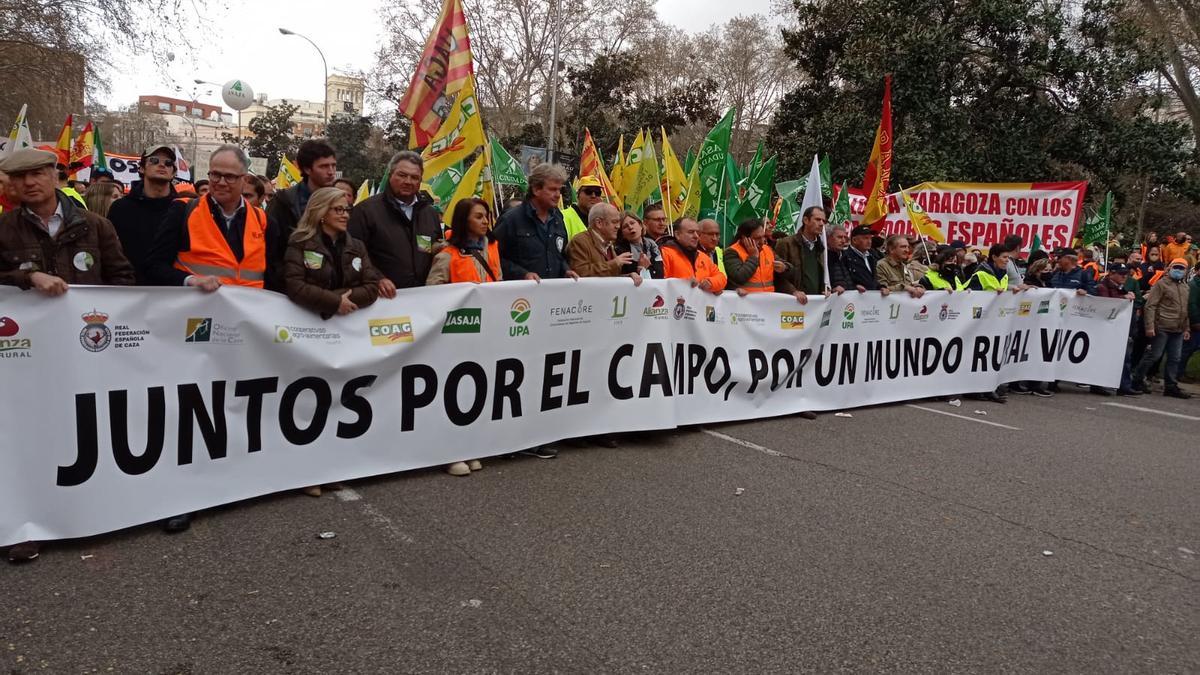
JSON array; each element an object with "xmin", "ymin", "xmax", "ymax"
[
  {"xmin": 106, "ymin": 180, "xmax": 178, "ymax": 284},
  {"xmin": 615, "ymin": 237, "xmax": 664, "ymax": 279},
  {"xmin": 844, "ymin": 247, "xmax": 880, "ymax": 290},
  {"xmin": 827, "ymin": 248, "xmax": 854, "ymax": 291},
  {"xmin": 346, "ymin": 189, "xmax": 443, "ymax": 288},
  {"xmin": 493, "ymin": 200, "xmax": 570, "ymax": 280}
]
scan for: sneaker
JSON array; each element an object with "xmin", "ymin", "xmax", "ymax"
[
  {"xmin": 446, "ymin": 462, "xmax": 471, "ymax": 476},
  {"xmin": 1130, "ymin": 381, "xmax": 1148, "ymax": 394},
  {"xmin": 1089, "ymin": 386, "xmax": 1115, "ymax": 397},
  {"xmin": 521, "ymin": 445, "xmax": 558, "ymax": 459},
  {"xmin": 7, "ymin": 541, "xmax": 40, "ymax": 564},
  {"xmin": 1116, "ymin": 388, "xmax": 1144, "ymax": 396},
  {"xmin": 467, "ymin": 460, "xmax": 482, "ymax": 471},
  {"xmin": 302, "ymin": 486, "xmax": 322, "ymax": 497},
  {"xmin": 1009, "ymin": 383, "xmax": 1031, "ymax": 394},
  {"xmin": 1164, "ymin": 388, "xmax": 1193, "ymax": 399},
  {"xmin": 1031, "ymin": 388, "xmax": 1053, "ymax": 398},
  {"xmin": 798, "ymin": 411, "xmax": 818, "ymax": 420},
  {"xmin": 163, "ymin": 513, "xmax": 192, "ymax": 533}
]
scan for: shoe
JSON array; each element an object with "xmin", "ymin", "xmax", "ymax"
[
  {"xmin": 985, "ymin": 392, "xmax": 1007, "ymax": 404},
  {"xmin": 467, "ymin": 460, "xmax": 482, "ymax": 471},
  {"xmin": 302, "ymin": 486, "xmax": 322, "ymax": 497},
  {"xmin": 593, "ymin": 435, "xmax": 618, "ymax": 448},
  {"xmin": 1130, "ymin": 381, "xmax": 1148, "ymax": 393},
  {"xmin": 163, "ymin": 513, "xmax": 192, "ymax": 533},
  {"xmin": 521, "ymin": 446, "xmax": 558, "ymax": 459},
  {"xmin": 1089, "ymin": 386, "xmax": 1115, "ymax": 397},
  {"xmin": 1009, "ymin": 383, "xmax": 1031, "ymax": 394},
  {"xmin": 446, "ymin": 462, "xmax": 471, "ymax": 476},
  {"xmin": 1164, "ymin": 388, "xmax": 1193, "ymax": 399},
  {"xmin": 1031, "ymin": 388, "xmax": 1053, "ymax": 398},
  {"xmin": 7, "ymin": 541, "xmax": 40, "ymax": 564},
  {"xmin": 799, "ymin": 411, "xmax": 818, "ymax": 420},
  {"xmin": 1117, "ymin": 388, "xmax": 1144, "ymax": 396}
]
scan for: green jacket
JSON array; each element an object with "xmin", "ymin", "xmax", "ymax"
[{"xmin": 1188, "ymin": 277, "xmax": 1200, "ymax": 328}]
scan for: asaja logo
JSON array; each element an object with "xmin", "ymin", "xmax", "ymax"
[
  {"xmin": 781, "ymin": 311, "xmax": 805, "ymax": 330},
  {"xmin": 443, "ymin": 308, "xmax": 482, "ymax": 334},
  {"xmin": 841, "ymin": 303, "xmax": 855, "ymax": 329},
  {"xmin": 510, "ymin": 298, "xmax": 531, "ymax": 336},
  {"xmin": 673, "ymin": 297, "xmax": 687, "ymax": 320},
  {"xmin": 185, "ymin": 317, "xmax": 212, "ymax": 343},
  {"xmin": 1037, "ymin": 300, "xmax": 1051, "ymax": 314},
  {"xmin": 1018, "ymin": 301, "xmax": 1032, "ymax": 316},
  {"xmin": 0, "ymin": 316, "xmax": 32, "ymax": 359},
  {"xmin": 369, "ymin": 317, "xmax": 414, "ymax": 345},
  {"xmin": 79, "ymin": 310, "xmax": 112, "ymax": 352}
]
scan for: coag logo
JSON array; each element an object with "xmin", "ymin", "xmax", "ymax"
[
  {"xmin": 510, "ymin": 298, "xmax": 531, "ymax": 336},
  {"xmin": 185, "ymin": 318, "xmax": 212, "ymax": 343},
  {"xmin": 1018, "ymin": 301, "xmax": 1032, "ymax": 316},
  {"xmin": 369, "ymin": 317, "xmax": 414, "ymax": 345},
  {"xmin": 443, "ymin": 308, "xmax": 482, "ymax": 334},
  {"xmin": 780, "ymin": 311, "xmax": 805, "ymax": 330}
]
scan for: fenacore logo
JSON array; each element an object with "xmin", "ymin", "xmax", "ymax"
[
  {"xmin": 549, "ymin": 300, "xmax": 593, "ymax": 327},
  {"xmin": 510, "ymin": 298, "xmax": 531, "ymax": 336},
  {"xmin": 369, "ymin": 317, "xmax": 414, "ymax": 345},
  {"xmin": 781, "ymin": 311, "xmax": 805, "ymax": 329},
  {"xmin": 644, "ymin": 294, "xmax": 669, "ymax": 318},
  {"xmin": 443, "ymin": 308, "xmax": 482, "ymax": 333},
  {"xmin": 79, "ymin": 310, "xmax": 112, "ymax": 352},
  {"xmin": 0, "ymin": 316, "xmax": 32, "ymax": 358}
]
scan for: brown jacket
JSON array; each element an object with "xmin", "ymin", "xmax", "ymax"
[
  {"xmin": 567, "ymin": 229, "xmax": 623, "ymax": 277},
  {"xmin": 0, "ymin": 191, "xmax": 135, "ymax": 288},
  {"xmin": 284, "ymin": 232, "xmax": 382, "ymax": 319},
  {"xmin": 875, "ymin": 255, "xmax": 919, "ymax": 291},
  {"xmin": 1143, "ymin": 275, "xmax": 1190, "ymax": 333}
]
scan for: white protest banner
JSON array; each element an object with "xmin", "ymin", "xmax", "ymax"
[
  {"xmin": 838, "ymin": 181, "xmax": 1088, "ymax": 251},
  {"xmin": 75, "ymin": 151, "xmax": 193, "ymax": 185},
  {"xmin": 0, "ymin": 282, "xmax": 1129, "ymax": 546}
]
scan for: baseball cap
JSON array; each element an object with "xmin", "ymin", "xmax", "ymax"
[
  {"xmin": 142, "ymin": 144, "xmax": 175, "ymax": 159},
  {"xmin": 851, "ymin": 225, "xmax": 874, "ymax": 237},
  {"xmin": 577, "ymin": 175, "xmax": 603, "ymax": 189},
  {"xmin": 0, "ymin": 147, "xmax": 57, "ymax": 174}
]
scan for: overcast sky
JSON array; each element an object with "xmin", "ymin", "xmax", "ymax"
[{"xmin": 101, "ymin": 0, "xmax": 773, "ymax": 113}]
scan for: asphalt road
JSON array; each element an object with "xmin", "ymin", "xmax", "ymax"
[{"xmin": 3, "ymin": 386, "xmax": 1198, "ymax": 673}]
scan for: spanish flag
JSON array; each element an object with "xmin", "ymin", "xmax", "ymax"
[
  {"xmin": 862, "ymin": 75, "xmax": 893, "ymax": 226},
  {"xmin": 400, "ymin": 0, "xmax": 475, "ymax": 148},
  {"xmin": 54, "ymin": 114, "xmax": 73, "ymax": 166},
  {"xmin": 578, "ymin": 129, "xmax": 620, "ymax": 207}
]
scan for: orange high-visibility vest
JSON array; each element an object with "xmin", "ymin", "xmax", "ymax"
[
  {"xmin": 1081, "ymin": 261, "xmax": 1099, "ymax": 279},
  {"xmin": 1148, "ymin": 269, "xmax": 1165, "ymax": 287},
  {"xmin": 174, "ymin": 198, "xmax": 267, "ymax": 287},
  {"xmin": 729, "ymin": 241, "xmax": 775, "ymax": 293},
  {"xmin": 447, "ymin": 241, "xmax": 500, "ymax": 283}
]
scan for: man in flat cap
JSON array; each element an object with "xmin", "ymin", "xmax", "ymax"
[
  {"xmin": 844, "ymin": 224, "xmax": 886, "ymax": 293},
  {"xmin": 0, "ymin": 147, "xmax": 134, "ymax": 297},
  {"xmin": 0, "ymin": 148, "xmax": 134, "ymax": 564}
]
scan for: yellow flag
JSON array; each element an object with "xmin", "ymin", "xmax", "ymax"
[
  {"xmin": 660, "ymin": 128, "xmax": 688, "ymax": 221},
  {"xmin": 421, "ymin": 76, "xmax": 486, "ymax": 178},
  {"xmin": 902, "ymin": 188, "xmax": 945, "ymax": 243},
  {"xmin": 628, "ymin": 132, "xmax": 660, "ymax": 212},
  {"xmin": 610, "ymin": 135, "xmax": 626, "ymax": 207},
  {"xmin": 275, "ymin": 156, "xmax": 301, "ymax": 189},
  {"xmin": 682, "ymin": 161, "xmax": 701, "ymax": 220},
  {"xmin": 355, "ymin": 179, "xmax": 371, "ymax": 205},
  {"xmin": 621, "ymin": 129, "xmax": 645, "ymax": 205},
  {"xmin": 442, "ymin": 152, "xmax": 492, "ymax": 227}
]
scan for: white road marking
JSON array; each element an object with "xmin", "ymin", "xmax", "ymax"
[
  {"xmin": 700, "ymin": 429, "xmax": 783, "ymax": 456},
  {"xmin": 1101, "ymin": 402, "xmax": 1200, "ymax": 421},
  {"xmin": 332, "ymin": 487, "xmax": 412, "ymax": 544},
  {"xmin": 333, "ymin": 488, "xmax": 362, "ymax": 502},
  {"xmin": 905, "ymin": 404, "xmax": 1023, "ymax": 430}
]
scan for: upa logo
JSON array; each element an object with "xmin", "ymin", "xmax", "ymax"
[
  {"xmin": 79, "ymin": 310, "xmax": 112, "ymax": 352},
  {"xmin": 841, "ymin": 303, "xmax": 855, "ymax": 329},
  {"xmin": 369, "ymin": 317, "xmax": 414, "ymax": 345},
  {"xmin": 509, "ymin": 298, "xmax": 531, "ymax": 336},
  {"xmin": 443, "ymin": 308, "xmax": 482, "ymax": 334}
]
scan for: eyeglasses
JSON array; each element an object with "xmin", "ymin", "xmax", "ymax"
[
  {"xmin": 329, "ymin": 206, "xmax": 352, "ymax": 215},
  {"xmin": 146, "ymin": 156, "xmax": 175, "ymax": 167},
  {"xmin": 208, "ymin": 171, "xmax": 245, "ymax": 184},
  {"xmin": 580, "ymin": 187, "xmax": 603, "ymax": 197}
]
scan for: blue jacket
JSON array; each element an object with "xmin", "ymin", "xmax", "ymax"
[
  {"xmin": 1049, "ymin": 266, "xmax": 1097, "ymax": 295},
  {"xmin": 494, "ymin": 201, "xmax": 571, "ymax": 280}
]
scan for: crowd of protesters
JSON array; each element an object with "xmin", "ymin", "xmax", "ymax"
[{"xmin": 1, "ymin": 139, "xmax": 1195, "ymax": 564}]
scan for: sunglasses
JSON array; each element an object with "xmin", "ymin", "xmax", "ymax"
[
  {"xmin": 580, "ymin": 187, "xmax": 603, "ymax": 197},
  {"xmin": 145, "ymin": 156, "xmax": 175, "ymax": 167}
]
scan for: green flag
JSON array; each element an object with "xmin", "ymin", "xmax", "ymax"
[
  {"xmin": 721, "ymin": 152, "xmax": 744, "ymax": 241},
  {"xmin": 428, "ymin": 160, "xmax": 466, "ymax": 206},
  {"xmin": 747, "ymin": 142, "xmax": 764, "ymax": 182},
  {"xmin": 698, "ymin": 108, "xmax": 735, "ymax": 219},
  {"xmin": 1082, "ymin": 191, "xmax": 1112, "ymax": 246},
  {"xmin": 683, "ymin": 147, "xmax": 696, "ymax": 174},
  {"xmin": 745, "ymin": 155, "xmax": 777, "ymax": 217},
  {"xmin": 1029, "ymin": 233, "xmax": 1042, "ymax": 256},
  {"xmin": 489, "ymin": 138, "xmax": 527, "ymax": 189},
  {"xmin": 773, "ymin": 178, "xmax": 805, "ymax": 236},
  {"xmin": 93, "ymin": 125, "xmax": 108, "ymax": 171},
  {"xmin": 829, "ymin": 182, "xmax": 852, "ymax": 229},
  {"xmin": 819, "ymin": 156, "xmax": 832, "ymax": 199},
  {"xmin": 376, "ymin": 163, "xmax": 389, "ymax": 195}
]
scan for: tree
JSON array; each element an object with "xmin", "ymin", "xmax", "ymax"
[
  {"xmin": 768, "ymin": 0, "xmax": 1197, "ymax": 232},
  {"xmin": 1137, "ymin": 0, "xmax": 1200, "ymax": 148},
  {"xmin": 234, "ymin": 104, "xmax": 300, "ymax": 178},
  {"xmin": 325, "ymin": 113, "xmax": 395, "ymax": 186}
]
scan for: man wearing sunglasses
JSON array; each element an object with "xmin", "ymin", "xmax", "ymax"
[
  {"xmin": 107, "ymin": 144, "xmax": 179, "ymax": 283},
  {"xmin": 562, "ymin": 175, "xmax": 606, "ymax": 241}
]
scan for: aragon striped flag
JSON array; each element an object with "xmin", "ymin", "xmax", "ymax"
[
  {"xmin": 400, "ymin": 0, "xmax": 475, "ymax": 148},
  {"xmin": 578, "ymin": 129, "xmax": 620, "ymax": 207}
]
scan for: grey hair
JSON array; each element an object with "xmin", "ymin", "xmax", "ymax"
[
  {"xmin": 211, "ymin": 144, "xmax": 249, "ymax": 171},
  {"xmin": 387, "ymin": 150, "xmax": 424, "ymax": 176},
  {"xmin": 528, "ymin": 162, "xmax": 567, "ymax": 190},
  {"xmin": 885, "ymin": 233, "xmax": 909, "ymax": 251},
  {"xmin": 828, "ymin": 224, "xmax": 847, "ymax": 235},
  {"xmin": 588, "ymin": 202, "xmax": 619, "ymax": 226}
]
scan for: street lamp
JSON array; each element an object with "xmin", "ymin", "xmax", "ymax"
[{"xmin": 278, "ymin": 27, "xmax": 329, "ymax": 129}]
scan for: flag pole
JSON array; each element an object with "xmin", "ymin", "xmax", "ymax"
[{"xmin": 483, "ymin": 138, "xmax": 501, "ymax": 219}]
